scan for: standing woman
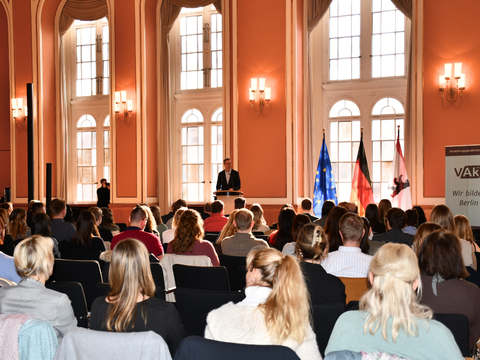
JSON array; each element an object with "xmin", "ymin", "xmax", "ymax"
[{"xmin": 205, "ymin": 247, "xmax": 321, "ymax": 360}]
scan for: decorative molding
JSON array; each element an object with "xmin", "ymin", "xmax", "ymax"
[
  {"xmin": 174, "ymin": 92, "xmax": 222, "ymax": 102},
  {"xmin": 322, "ymin": 79, "xmax": 407, "ymax": 92},
  {"xmin": 70, "ymin": 99, "xmax": 109, "ymax": 107}
]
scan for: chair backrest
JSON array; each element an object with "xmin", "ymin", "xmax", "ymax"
[
  {"xmin": 53, "ymin": 259, "xmax": 103, "ymax": 310},
  {"xmin": 46, "ymin": 281, "xmax": 89, "ymax": 328},
  {"xmin": 173, "ymin": 335, "xmax": 300, "ymax": 360},
  {"xmin": 338, "ymin": 277, "xmax": 369, "ymax": 304},
  {"xmin": 54, "ymin": 327, "xmax": 172, "ymax": 360},
  {"xmin": 218, "ymin": 255, "xmax": 247, "ymax": 291},
  {"xmin": 150, "ymin": 262, "xmax": 166, "ymax": 292},
  {"xmin": 311, "ymin": 303, "xmax": 345, "ymax": 357},
  {"xmin": 173, "ymin": 264, "xmax": 229, "ymax": 291},
  {"xmin": 204, "ymin": 233, "xmax": 219, "ymax": 244},
  {"xmin": 174, "ymin": 288, "xmax": 245, "ymax": 337},
  {"xmin": 116, "ymin": 223, "xmax": 127, "ymax": 232},
  {"xmin": 433, "ymin": 313, "xmax": 470, "ymax": 357},
  {"xmin": 0, "ymin": 277, "xmax": 17, "ymax": 287},
  {"xmin": 149, "ymin": 254, "xmax": 160, "ymax": 263}
]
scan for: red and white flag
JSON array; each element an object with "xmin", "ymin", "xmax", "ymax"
[{"xmin": 388, "ymin": 130, "xmax": 412, "ymax": 210}]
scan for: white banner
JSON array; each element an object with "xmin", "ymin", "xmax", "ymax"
[{"xmin": 445, "ymin": 145, "xmax": 480, "ymax": 226}]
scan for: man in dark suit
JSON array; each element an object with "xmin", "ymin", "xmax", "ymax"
[
  {"xmin": 372, "ymin": 207, "xmax": 414, "ymax": 246},
  {"xmin": 216, "ymin": 158, "xmax": 241, "ymax": 190}
]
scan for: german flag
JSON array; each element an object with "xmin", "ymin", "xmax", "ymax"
[{"xmin": 350, "ymin": 132, "xmax": 374, "ymax": 216}]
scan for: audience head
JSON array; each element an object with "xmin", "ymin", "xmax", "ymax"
[
  {"xmin": 129, "ymin": 205, "xmax": 147, "ymax": 229},
  {"xmin": 292, "ymin": 214, "xmax": 311, "ymax": 241},
  {"xmin": 453, "ymin": 214, "xmax": 475, "ymax": 244},
  {"xmin": 223, "ymin": 158, "xmax": 232, "ymax": 171},
  {"xmin": 32, "ymin": 213, "xmax": 51, "ymax": 237},
  {"xmin": 321, "ymin": 200, "xmax": 336, "ymax": 218},
  {"xmin": 70, "ymin": 210, "xmax": 100, "ymax": 247},
  {"xmin": 140, "ymin": 204, "xmax": 157, "ymax": 232},
  {"xmin": 246, "ymin": 247, "xmax": 310, "ymax": 344},
  {"xmin": 339, "ymin": 213, "xmax": 365, "ymax": 244},
  {"xmin": 64, "ymin": 204, "xmax": 74, "ymax": 223},
  {"xmin": 149, "ymin": 205, "xmax": 163, "ymax": 225},
  {"xmin": 300, "ymin": 198, "xmax": 313, "ymax": 212},
  {"xmin": 216, "ymin": 209, "xmax": 239, "ymax": 244},
  {"xmin": 171, "ymin": 209, "xmax": 204, "ymax": 253},
  {"xmin": 360, "ymin": 216, "xmax": 371, "ymax": 255},
  {"xmin": 234, "ymin": 209, "xmax": 254, "ymax": 232},
  {"xmin": 345, "ymin": 202, "xmax": 358, "ymax": 214},
  {"xmin": 50, "ymin": 199, "xmax": 67, "ymax": 218},
  {"xmin": 250, "ymin": 203, "xmax": 267, "ymax": 230},
  {"xmin": 100, "ymin": 207, "xmax": 116, "ymax": 227},
  {"xmin": 324, "ymin": 206, "xmax": 349, "ymax": 251},
  {"xmin": 88, "ymin": 207, "xmax": 103, "ymax": 225},
  {"xmin": 0, "ymin": 202, "xmax": 13, "ymax": 215},
  {"xmin": 0, "ymin": 209, "xmax": 9, "ymax": 235},
  {"xmin": 430, "ymin": 204, "xmax": 455, "ymax": 232},
  {"xmin": 360, "ymin": 243, "xmax": 432, "ymax": 341},
  {"xmin": 378, "ymin": 199, "xmax": 392, "ymax": 223},
  {"xmin": 273, "ymin": 207, "xmax": 297, "ymax": 250},
  {"xmin": 31, "ymin": 202, "xmax": 45, "ymax": 215},
  {"xmin": 27, "ymin": 200, "xmax": 38, "ymax": 212},
  {"xmin": 172, "ymin": 207, "xmax": 188, "ymax": 228},
  {"xmin": 365, "ymin": 203, "xmax": 380, "ymax": 225},
  {"xmin": 106, "ymin": 238, "xmax": 156, "ymax": 332},
  {"xmin": 211, "ymin": 200, "xmax": 224, "ymax": 215},
  {"xmin": 296, "ymin": 223, "xmax": 327, "ymax": 261},
  {"xmin": 385, "ymin": 208, "xmax": 407, "ymax": 230},
  {"xmin": 234, "ymin": 197, "xmax": 246, "ymax": 210},
  {"xmin": 9, "ymin": 208, "xmax": 28, "ymax": 241},
  {"xmin": 414, "ymin": 222, "xmax": 441, "ymax": 255},
  {"xmin": 413, "ymin": 206, "xmax": 427, "ymax": 226},
  {"xmin": 204, "ymin": 202, "xmax": 212, "ymax": 214},
  {"xmin": 405, "ymin": 209, "xmax": 418, "ymax": 228},
  {"xmin": 14, "ymin": 236, "xmax": 54, "ymax": 282},
  {"xmin": 418, "ymin": 229, "xmax": 468, "ymax": 280},
  {"xmin": 172, "ymin": 199, "xmax": 187, "ymax": 214}
]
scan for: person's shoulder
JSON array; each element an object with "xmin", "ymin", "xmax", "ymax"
[{"xmin": 206, "ymin": 301, "xmax": 237, "ymax": 321}]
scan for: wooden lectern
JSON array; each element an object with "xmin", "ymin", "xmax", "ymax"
[{"xmin": 213, "ymin": 190, "xmax": 243, "ymax": 214}]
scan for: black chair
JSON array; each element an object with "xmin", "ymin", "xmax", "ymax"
[
  {"xmin": 219, "ymin": 255, "xmax": 247, "ymax": 291},
  {"xmin": 150, "ymin": 262, "xmax": 166, "ymax": 292},
  {"xmin": 311, "ymin": 302, "xmax": 346, "ymax": 357},
  {"xmin": 204, "ymin": 233, "xmax": 220, "ymax": 243},
  {"xmin": 466, "ymin": 266, "xmax": 480, "ymax": 289},
  {"xmin": 433, "ymin": 313, "xmax": 470, "ymax": 357},
  {"xmin": 95, "ymin": 282, "xmax": 166, "ymax": 301},
  {"xmin": 53, "ymin": 259, "xmax": 103, "ymax": 310},
  {"xmin": 255, "ymin": 235, "xmax": 270, "ymax": 242},
  {"xmin": 174, "ymin": 288, "xmax": 245, "ymax": 337},
  {"xmin": 173, "ymin": 264, "xmax": 230, "ymax": 291},
  {"xmin": 116, "ymin": 223, "xmax": 127, "ymax": 232},
  {"xmin": 46, "ymin": 281, "xmax": 89, "ymax": 328},
  {"xmin": 149, "ymin": 253, "xmax": 160, "ymax": 262},
  {"xmin": 173, "ymin": 336, "xmax": 301, "ymax": 360}
]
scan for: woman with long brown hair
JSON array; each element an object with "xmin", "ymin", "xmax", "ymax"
[
  {"xmin": 9, "ymin": 208, "xmax": 30, "ymax": 243},
  {"xmin": 61, "ymin": 210, "xmax": 105, "ymax": 257},
  {"xmin": 323, "ymin": 206, "xmax": 348, "ymax": 252},
  {"xmin": 90, "ymin": 239, "xmax": 184, "ymax": 355}
]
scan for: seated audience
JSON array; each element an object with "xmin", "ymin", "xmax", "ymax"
[
  {"xmin": 365, "ymin": 203, "xmax": 385, "ymax": 235},
  {"xmin": 201, "ymin": 202, "xmax": 212, "ymax": 221},
  {"xmin": 344, "ymin": 202, "xmax": 358, "ymax": 214},
  {"xmin": 161, "ymin": 201, "xmax": 176, "ymax": 226},
  {"xmin": 90, "ymin": 239, "xmax": 184, "ymax": 355},
  {"xmin": 360, "ymin": 216, "xmax": 373, "ymax": 255},
  {"xmin": 321, "ymin": 212, "xmax": 373, "ymax": 278},
  {"xmin": 234, "ymin": 197, "xmax": 246, "ymax": 210},
  {"xmin": 150, "ymin": 205, "xmax": 168, "ymax": 242},
  {"xmin": 269, "ymin": 207, "xmax": 296, "ymax": 251},
  {"xmin": 323, "ymin": 206, "xmax": 348, "ymax": 252},
  {"xmin": 270, "ymin": 204, "xmax": 294, "ymax": 230},
  {"xmin": 430, "ymin": 204, "xmax": 476, "ymax": 269},
  {"xmin": 313, "ymin": 200, "xmax": 335, "ymax": 228},
  {"xmin": 221, "ymin": 209, "xmax": 269, "ymax": 257},
  {"xmin": 100, "ymin": 207, "xmax": 120, "ymax": 235},
  {"xmin": 111, "ymin": 205, "xmax": 163, "ymax": 256},
  {"xmin": 412, "ymin": 222, "xmax": 441, "ymax": 255},
  {"xmin": 296, "ymin": 224, "xmax": 345, "ymax": 305},
  {"xmin": 0, "ymin": 236, "xmax": 77, "ymax": 340},
  {"xmin": 325, "ymin": 243, "xmax": 462, "ymax": 359},
  {"xmin": 141, "ymin": 204, "xmax": 160, "ymax": 238},
  {"xmin": 372, "ymin": 208, "xmax": 414, "ymax": 246},
  {"xmin": 413, "ymin": 205, "xmax": 427, "ymax": 226},
  {"xmin": 89, "ymin": 207, "xmax": 113, "ymax": 243},
  {"xmin": 168, "ymin": 209, "xmax": 219, "ymax": 266},
  {"xmin": 50, "ymin": 199, "xmax": 76, "ymax": 242},
  {"xmin": 0, "ymin": 216, "xmax": 21, "ymax": 283},
  {"xmin": 166, "ymin": 199, "xmax": 187, "ymax": 229},
  {"xmin": 0, "ymin": 208, "xmax": 14, "ymax": 256},
  {"xmin": 32, "ymin": 213, "xmax": 61, "ymax": 258},
  {"xmin": 9, "ymin": 208, "xmax": 31, "ymax": 244},
  {"xmin": 299, "ymin": 198, "xmax": 319, "ymax": 222},
  {"xmin": 205, "ymin": 247, "xmax": 321, "ymax": 360},
  {"xmin": 282, "ymin": 214, "xmax": 310, "ymax": 255},
  {"xmin": 403, "ymin": 208, "xmax": 418, "ymax": 236},
  {"xmin": 377, "ymin": 199, "xmax": 392, "ymax": 230},
  {"xmin": 162, "ymin": 207, "xmax": 187, "ymax": 245},
  {"xmin": 454, "ymin": 214, "xmax": 480, "ymax": 253},
  {"xmin": 203, "ymin": 200, "xmax": 228, "ymax": 232},
  {"xmin": 214, "ymin": 209, "xmax": 239, "ymax": 255},
  {"xmin": 250, "ymin": 203, "xmax": 269, "ymax": 233},
  {"xmin": 0, "ymin": 202, "xmax": 13, "ymax": 215},
  {"xmin": 27, "ymin": 201, "xmax": 45, "ymax": 230},
  {"xmin": 418, "ymin": 229, "xmax": 480, "ymax": 349}
]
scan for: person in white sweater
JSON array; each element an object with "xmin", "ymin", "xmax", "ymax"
[{"xmin": 205, "ymin": 247, "xmax": 322, "ymax": 360}]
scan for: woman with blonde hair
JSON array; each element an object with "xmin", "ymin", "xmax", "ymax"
[
  {"xmin": 326, "ymin": 243, "xmax": 462, "ymax": 358},
  {"xmin": 9, "ymin": 208, "xmax": 31, "ymax": 243},
  {"xmin": 167, "ymin": 209, "xmax": 220, "ymax": 266},
  {"xmin": 454, "ymin": 214, "xmax": 480, "ymax": 253},
  {"xmin": 296, "ymin": 224, "xmax": 345, "ymax": 304},
  {"xmin": 250, "ymin": 204, "xmax": 269, "ymax": 233},
  {"xmin": 215, "ymin": 209, "xmax": 239, "ymax": 255},
  {"xmin": 140, "ymin": 204, "xmax": 160, "ymax": 238},
  {"xmin": 205, "ymin": 247, "xmax": 321, "ymax": 360},
  {"xmin": 430, "ymin": 204, "xmax": 476, "ymax": 269},
  {"xmin": 0, "ymin": 236, "xmax": 77, "ymax": 340},
  {"xmin": 90, "ymin": 239, "xmax": 184, "ymax": 355}
]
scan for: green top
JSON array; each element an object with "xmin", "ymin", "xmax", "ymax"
[{"xmin": 325, "ymin": 311, "xmax": 463, "ymax": 360}]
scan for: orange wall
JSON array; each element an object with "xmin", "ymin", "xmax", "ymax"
[
  {"xmin": 0, "ymin": 5, "xmax": 10, "ymax": 197},
  {"xmin": 237, "ymin": 0, "xmax": 287, "ymax": 198},
  {"xmin": 296, "ymin": 0, "xmax": 304, "ymax": 197},
  {"xmin": 145, "ymin": 0, "xmax": 157, "ymax": 198},
  {"xmin": 13, "ymin": 0, "xmax": 33, "ymax": 199},
  {"xmin": 115, "ymin": 0, "xmax": 137, "ymax": 198},
  {"xmin": 423, "ymin": 0, "xmax": 480, "ymax": 197}
]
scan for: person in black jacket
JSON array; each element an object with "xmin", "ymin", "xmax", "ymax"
[{"xmin": 216, "ymin": 158, "xmax": 241, "ymax": 190}]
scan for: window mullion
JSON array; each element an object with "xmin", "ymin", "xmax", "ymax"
[{"xmin": 361, "ymin": 0, "xmax": 372, "ymax": 81}]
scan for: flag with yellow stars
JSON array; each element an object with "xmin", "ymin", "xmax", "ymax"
[{"xmin": 313, "ymin": 133, "xmax": 337, "ymax": 217}]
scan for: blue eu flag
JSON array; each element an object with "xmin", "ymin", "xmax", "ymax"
[{"xmin": 313, "ymin": 134, "xmax": 338, "ymax": 217}]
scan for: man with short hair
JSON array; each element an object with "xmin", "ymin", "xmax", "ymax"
[
  {"xmin": 203, "ymin": 200, "xmax": 228, "ymax": 232},
  {"xmin": 221, "ymin": 209, "xmax": 269, "ymax": 257},
  {"xmin": 300, "ymin": 198, "xmax": 319, "ymax": 222},
  {"xmin": 111, "ymin": 205, "xmax": 163, "ymax": 256},
  {"xmin": 50, "ymin": 199, "xmax": 76, "ymax": 242},
  {"xmin": 344, "ymin": 202, "xmax": 358, "ymax": 214},
  {"xmin": 321, "ymin": 213, "xmax": 373, "ymax": 278},
  {"xmin": 88, "ymin": 206, "xmax": 113, "ymax": 243},
  {"xmin": 166, "ymin": 199, "xmax": 187, "ymax": 229},
  {"xmin": 216, "ymin": 158, "xmax": 241, "ymax": 190},
  {"xmin": 313, "ymin": 200, "xmax": 335, "ymax": 228},
  {"xmin": 96, "ymin": 178, "xmax": 110, "ymax": 208},
  {"xmin": 234, "ymin": 197, "xmax": 246, "ymax": 210},
  {"xmin": 372, "ymin": 207, "xmax": 414, "ymax": 246}
]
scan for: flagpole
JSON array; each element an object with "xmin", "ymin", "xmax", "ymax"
[
  {"xmin": 323, "ymin": 128, "xmax": 325, "ymax": 140},
  {"xmin": 397, "ymin": 125, "xmax": 400, "ymax": 140}
]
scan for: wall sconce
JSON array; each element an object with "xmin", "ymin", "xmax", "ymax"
[
  {"xmin": 115, "ymin": 91, "xmax": 133, "ymax": 125},
  {"xmin": 12, "ymin": 98, "xmax": 27, "ymax": 131},
  {"xmin": 439, "ymin": 62, "xmax": 465, "ymax": 108},
  {"xmin": 249, "ymin": 78, "xmax": 271, "ymax": 117}
]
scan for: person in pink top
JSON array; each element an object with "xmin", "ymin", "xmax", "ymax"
[
  {"xmin": 203, "ymin": 200, "xmax": 228, "ymax": 233},
  {"xmin": 167, "ymin": 209, "xmax": 219, "ymax": 266}
]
